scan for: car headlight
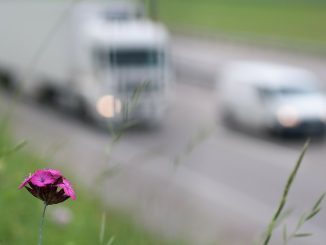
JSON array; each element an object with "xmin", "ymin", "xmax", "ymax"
[
  {"xmin": 276, "ymin": 105, "xmax": 300, "ymax": 128},
  {"xmin": 96, "ymin": 95, "xmax": 122, "ymax": 118}
]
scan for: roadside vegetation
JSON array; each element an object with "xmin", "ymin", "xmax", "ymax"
[
  {"xmin": 159, "ymin": 0, "xmax": 326, "ymax": 50},
  {"xmin": 0, "ymin": 123, "xmax": 184, "ymax": 245}
]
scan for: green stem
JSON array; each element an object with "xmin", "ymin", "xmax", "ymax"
[
  {"xmin": 262, "ymin": 139, "xmax": 310, "ymax": 245},
  {"xmin": 38, "ymin": 203, "xmax": 47, "ymax": 245}
]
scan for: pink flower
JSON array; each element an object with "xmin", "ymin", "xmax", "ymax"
[
  {"xmin": 58, "ymin": 178, "xmax": 76, "ymax": 200},
  {"xmin": 19, "ymin": 168, "xmax": 76, "ymax": 205},
  {"xmin": 30, "ymin": 170, "xmax": 59, "ymax": 187}
]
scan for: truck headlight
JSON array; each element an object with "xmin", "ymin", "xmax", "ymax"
[
  {"xmin": 96, "ymin": 95, "xmax": 122, "ymax": 118},
  {"xmin": 276, "ymin": 105, "xmax": 299, "ymax": 128}
]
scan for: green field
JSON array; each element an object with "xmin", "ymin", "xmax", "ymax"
[
  {"xmin": 159, "ymin": 0, "xmax": 326, "ymax": 48},
  {"xmin": 0, "ymin": 124, "xmax": 185, "ymax": 245}
]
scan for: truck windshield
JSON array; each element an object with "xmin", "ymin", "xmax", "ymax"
[{"xmin": 96, "ymin": 49, "xmax": 163, "ymax": 67}]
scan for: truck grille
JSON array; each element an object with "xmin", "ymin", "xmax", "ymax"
[{"xmin": 118, "ymin": 81, "xmax": 159, "ymax": 93}]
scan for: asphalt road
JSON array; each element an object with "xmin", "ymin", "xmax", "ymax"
[{"xmin": 1, "ymin": 36, "xmax": 326, "ymax": 245}]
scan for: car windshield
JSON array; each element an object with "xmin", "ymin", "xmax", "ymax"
[{"xmin": 258, "ymin": 85, "xmax": 319, "ymax": 100}]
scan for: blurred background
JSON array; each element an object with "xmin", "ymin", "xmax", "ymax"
[{"xmin": 0, "ymin": 0, "xmax": 326, "ymax": 244}]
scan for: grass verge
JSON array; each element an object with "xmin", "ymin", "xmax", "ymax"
[
  {"xmin": 159, "ymin": 0, "xmax": 326, "ymax": 52},
  {"xmin": 0, "ymin": 125, "xmax": 185, "ymax": 245}
]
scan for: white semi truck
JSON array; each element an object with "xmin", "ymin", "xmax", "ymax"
[{"xmin": 0, "ymin": 0, "xmax": 173, "ymax": 125}]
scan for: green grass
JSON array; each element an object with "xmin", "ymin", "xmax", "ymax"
[
  {"xmin": 159, "ymin": 0, "xmax": 326, "ymax": 48},
  {"xmin": 0, "ymin": 125, "xmax": 185, "ymax": 245}
]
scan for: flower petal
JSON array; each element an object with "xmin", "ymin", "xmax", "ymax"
[
  {"xmin": 30, "ymin": 170, "xmax": 57, "ymax": 187},
  {"xmin": 18, "ymin": 174, "xmax": 32, "ymax": 189},
  {"xmin": 58, "ymin": 178, "xmax": 76, "ymax": 200},
  {"xmin": 46, "ymin": 169, "xmax": 62, "ymax": 178}
]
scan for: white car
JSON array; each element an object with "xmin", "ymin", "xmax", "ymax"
[{"xmin": 217, "ymin": 61, "xmax": 326, "ymax": 136}]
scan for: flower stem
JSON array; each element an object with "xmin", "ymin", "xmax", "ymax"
[{"xmin": 38, "ymin": 203, "xmax": 47, "ymax": 245}]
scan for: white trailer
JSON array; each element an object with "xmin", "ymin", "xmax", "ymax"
[{"xmin": 0, "ymin": 0, "xmax": 173, "ymax": 126}]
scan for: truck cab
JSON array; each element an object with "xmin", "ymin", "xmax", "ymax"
[{"xmin": 71, "ymin": 9, "xmax": 172, "ymax": 125}]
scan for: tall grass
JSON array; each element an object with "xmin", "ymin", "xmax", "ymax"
[{"xmin": 262, "ymin": 140, "xmax": 325, "ymax": 245}]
